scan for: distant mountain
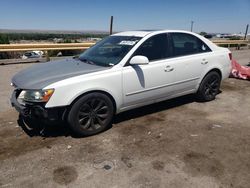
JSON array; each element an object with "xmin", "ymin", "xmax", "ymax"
[{"xmin": 0, "ymin": 29, "xmax": 110, "ymax": 34}]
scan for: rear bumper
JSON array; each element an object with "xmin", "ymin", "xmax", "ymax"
[
  {"xmin": 222, "ymin": 60, "xmax": 232, "ymax": 80},
  {"xmin": 10, "ymin": 90, "xmax": 66, "ymax": 122}
]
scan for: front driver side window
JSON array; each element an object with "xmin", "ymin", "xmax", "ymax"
[{"xmin": 133, "ymin": 34, "xmax": 168, "ymax": 62}]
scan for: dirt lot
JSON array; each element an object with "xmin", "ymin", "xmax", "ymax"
[{"xmin": 0, "ymin": 50, "xmax": 250, "ymax": 188}]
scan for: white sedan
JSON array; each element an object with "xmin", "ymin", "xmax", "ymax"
[
  {"xmin": 11, "ymin": 30, "xmax": 232, "ymax": 136},
  {"xmin": 21, "ymin": 51, "xmax": 44, "ymax": 59}
]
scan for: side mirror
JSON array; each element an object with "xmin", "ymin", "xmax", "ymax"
[{"xmin": 130, "ymin": 55, "xmax": 149, "ymax": 65}]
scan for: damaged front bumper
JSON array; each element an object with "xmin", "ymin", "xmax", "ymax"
[{"xmin": 10, "ymin": 89, "xmax": 66, "ymax": 122}]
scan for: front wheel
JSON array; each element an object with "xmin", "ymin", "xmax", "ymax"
[
  {"xmin": 67, "ymin": 92, "xmax": 114, "ymax": 137},
  {"xmin": 196, "ymin": 71, "xmax": 221, "ymax": 102}
]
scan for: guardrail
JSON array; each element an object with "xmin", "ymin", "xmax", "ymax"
[
  {"xmin": 0, "ymin": 43, "xmax": 95, "ymax": 52},
  {"xmin": 211, "ymin": 39, "xmax": 248, "ymax": 44},
  {"xmin": 211, "ymin": 40, "xmax": 249, "ymax": 49},
  {"xmin": 0, "ymin": 40, "xmax": 249, "ymax": 52}
]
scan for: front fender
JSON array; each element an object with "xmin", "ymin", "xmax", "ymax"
[{"xmin": 44, "ymin": 69, "xmax": 123, "ymax": 113}]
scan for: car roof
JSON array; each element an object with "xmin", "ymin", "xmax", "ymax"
[
  {"xmin": 112, "ymin": 31, "xmax": 151, "ymax": 37},
  {"xmin": 112, "ymin": 30, "xmax": 196, "ymax": 37},
  {"xmin": 112, "ymin": 30, "xmax": 219, "ymax": 52}
]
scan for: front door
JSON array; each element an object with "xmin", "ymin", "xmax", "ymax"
[{"xmin": 122, "ymin": 34, "xmax": 176, "ymax": 108}]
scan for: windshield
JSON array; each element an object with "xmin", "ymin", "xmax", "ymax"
[{"xmin": 79, "ymin": 36, "xmax": 142, "ymax": 66}]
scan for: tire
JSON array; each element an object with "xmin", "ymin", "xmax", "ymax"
[
  {"xmin": 196, "ymin": 71, "xmax": 221, "ymax": 102},
  {"xmin": 67, "ymin": 92, "xmax": 114, "ymax": 136}
]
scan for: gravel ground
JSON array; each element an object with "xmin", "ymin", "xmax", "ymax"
[{"xmin": 0, "ymin": 50, "xmax": 250, "ymax": 188}]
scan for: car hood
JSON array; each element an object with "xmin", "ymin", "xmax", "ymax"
[{"xmin": 12, "ymin": 58, "xmax": 109, "ymax": 90}]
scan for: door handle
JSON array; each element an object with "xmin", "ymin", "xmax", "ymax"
[
  {"xmin": 201, "ymin": 59, "xmax": 208, "ymax": 65},
  {"xmin": 164, "ymin": 66, "xmax": 174, "ymax": 72}
]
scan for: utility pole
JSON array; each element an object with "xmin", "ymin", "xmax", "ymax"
[
  {"xmin": 244, "ymin": 24, "xmax": 249, "ymax": 40},
  {"xmin": 191, "ymin": 21, "xmax": 194, "ymax": 32},
  {"xmin": 110, "ymin": 16, "xmax": 113, "ymax": 35}
]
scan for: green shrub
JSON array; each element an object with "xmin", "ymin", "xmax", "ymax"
[{"xmin": 0, "ymin": 34, "xmax": 10, "ymax": 44}]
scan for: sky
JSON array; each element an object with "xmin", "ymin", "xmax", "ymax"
[{"xmin": 0, "ymin": 0, "xmax": 249, "ymax": 33}]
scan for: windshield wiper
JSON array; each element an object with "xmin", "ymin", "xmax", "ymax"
[
  {"xmin": 80, "ymin": 58, "xmax": 97, "ymax": 65},
  {"xmin": 80, "ymin": 58, "xmax": 114, "ymax": 67}
]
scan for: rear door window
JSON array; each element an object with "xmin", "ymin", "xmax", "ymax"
[{"xmin": 170, "ymin": 33, "xmax": 211, "ymax": 57}]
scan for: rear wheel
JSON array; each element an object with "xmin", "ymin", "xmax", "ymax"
[
  {"xmin": 196, "ymin": 71, "xmax": 221, "ymax": 102},
  {"xmin": 67, "ymin": 92, "xmax": 114, "ymax": 136}
]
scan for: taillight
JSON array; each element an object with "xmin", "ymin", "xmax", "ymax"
[{"xmin": 229, "ymin": 53, "xmax": 232, "ymax": 60}]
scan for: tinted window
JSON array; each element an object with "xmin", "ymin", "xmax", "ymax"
[
  {"xmin": 170, "ymin": 33, "xmax": 211, "ymax": 57},
  {"xmin": 133, "ymin": 34, "xmax": 168, "ymax": 61}
]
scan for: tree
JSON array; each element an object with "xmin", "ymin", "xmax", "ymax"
[
  {"xmin": 0, "ymin": 34, "xmax": 10, "ymax": 59},
  {"xmin": 199, "ymin": 31, "xmax": 207, "ymax": 36},
  {"xmin": 0, "ymin": 34, "xmax": 10, "ymax": 44}
]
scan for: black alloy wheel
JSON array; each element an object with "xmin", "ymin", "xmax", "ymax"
[
  {"xmin": 78, "ymin": 98, "xmax": 109, "ymax": 130},
  {"xmin": 196, "ymin": 71, "xmax": 221, "ymax": 102},
  {"xmin": 68, "ymin": 92, "xmax": 114, "ymax": 136}
]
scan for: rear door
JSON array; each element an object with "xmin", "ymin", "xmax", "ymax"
[{"xmin": 167, "ymin": 33, "xmax": 212, "ymax": 93}]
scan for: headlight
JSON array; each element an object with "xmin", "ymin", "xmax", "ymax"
[{"xmin": 18, "ymin": 89, "xmax": 54, "ymax": 103}]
